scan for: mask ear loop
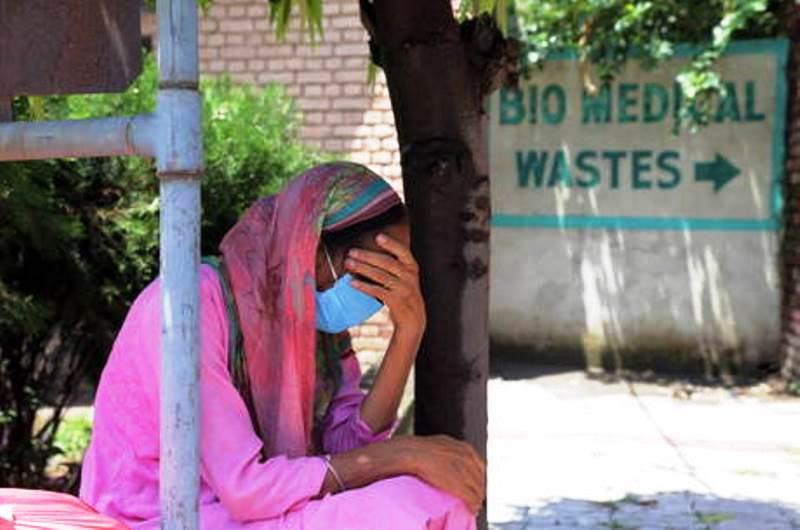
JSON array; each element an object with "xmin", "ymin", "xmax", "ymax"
[{"xmin": 323, "ymin": 243, "xmax": 339, "ymax": 281}]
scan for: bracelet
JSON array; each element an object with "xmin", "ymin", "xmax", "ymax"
[{"xmin": 323, "ymin": 454, "xmax": 346, "ymax": 493}]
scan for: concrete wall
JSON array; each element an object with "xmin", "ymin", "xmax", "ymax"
[
  {"xmin": 492, "ymin": 229, "xmax": 780, "ymax": 373},
  {"xmin": 489, "ymin": 41, "xmax": 788, "ymax": 374}
]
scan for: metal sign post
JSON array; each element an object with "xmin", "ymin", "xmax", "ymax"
[
  {"xmin": 0, "ymin": 2, "xmax": 202, "ymax": 529},
  {"xmin": 156, "ymin": 0, "xmax": 202, "ymax": 528}
]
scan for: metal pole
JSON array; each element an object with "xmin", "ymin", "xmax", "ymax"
[
  {"xmin": 156, "ymin": 0, "xmax": 202, "ymax": 529},
  {"xmin": 0, "ymin": 115, "xmax": 156, "ymax": 161}
]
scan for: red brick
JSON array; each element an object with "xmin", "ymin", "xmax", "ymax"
[
  {"xmin": 298, "ymin": 71, "xmax": 332, "ymax": 83},
  {"xmin": 208, "ymin": 60, "xmax": 226, "ymax": 73},
  {"xmin": 324, "ymin": 139, "xmax": 345, "ymax": 151},
  {"xmin": 200, "ymin": 19, "xmax": 218, "ymax": 32},
  {"xmin": 304, "ymin": 84, "xmax": 323, "ymax": 97},
  {"xmin": 333, "ymin": 70, "xmax": 366, "ymax": 84},
  {"xmin": 258, "ymin": 71, "xmax": 294, "ymax": 84},
  {"xmin": 332, "ymin": 97, "xmax": 369, "ymax": 110},
  {"xmin": 220, "ymin": 19, "xmax": 253, "ymax": 32},
  {"xmin": 222, "ymin": 46, "xmax": 257, "ymax": 59},
  {"xmin": 373, "ymin": 97, "xmax": 392, "ymax": 110},
  {"xmin": 334, "ymin": 125, "xmax": 370, "ymax": 137},
  {"xmin": 335, "ymin": 43, "xmax": 368, "ymax": 57},
  {"xmin": 371, "ymin": 151, "xmax": 393, "ymax": 164},
  {"xmin": 324, "ymin": 85, "xmax": 342, "ymax": 97},
  {"xmin": 340, "ymin": 3, "xmax": 360, "ymax": 15},
  {"xmin": 231, "ymin": 71, "xmax": 256, "ymax": 83},
  {"xmin": 301, "ymin": 125, "xmax": 333, "ymax": 139},
  {"xmin": 324, "ymin": 111, "xmax": 344, "ymax": 124},
  {"xmin": 364, "ymin": 137, "xmax": 381, "ymax": 151},
  {"xmin": 247, "ymin": 4, "xmax": 267, "ymax": 17},
  {"xmin": 297, "ymin": 97, "xmax": 330, "ymax": 110},
  {"xmin": 344, "ymin": 57, "xmax": 367, "ymax": 69},
  {"xmin": 254, "ymin": 19, "xmax": 272, "ymax": 31},
  {"xmin": 305, "ymin": 59, "xmax": 323, "ymax": 69},
  {"xmin": 343, "ymin": 30, "xmax": 366, "ymax": 42},
  {"xmin": 285, "ymin": 58, "xmax": 303, "ymax": 70},
  {"xmin": 331, "ymin": 15, "xmax": 362, "ymax": 29},
  {"xmin": 206, "ymin": 34, "xmax": 225, "ymax": 47},
  {"xmin": 247, "ymin": 59, "xmax": 266, "ymax": 70},
  {"xmin": 341, "ymin": 111, "xmax": 364, "ymax": 124},
  {"xmin": 373, "ymin": 124, "xmax": 394, "ymax": 138},
  {"xmin": 344, "ymin": 84, "xmax": 365, "ymax": 96},
  {"xmin": 304, "ymin": 112, "xmax": 325, "ymax": 125},
  {"xmin": 208, "ymin": 5, "xmax": 226, "ymax": 18},
  {"xmin": 348, "ymin": 151, "xmax": 371, "ymax": 164},
  {"xmin": 325, "ymin": 30, "xmax": 343, "ymax": 44}
]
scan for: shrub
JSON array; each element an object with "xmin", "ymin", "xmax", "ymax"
[{"xmin": 0, "ymin": 52, "xmax": 324, "ymax": 490}]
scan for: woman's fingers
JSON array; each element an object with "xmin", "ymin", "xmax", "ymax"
[
  {"xmin": 376, "ymin": 233, "xmax": 418, "ymax": 268},
  {"xmin": 350, "ymin": 279, "xmax": 389, "ymax": 301},
  {"xmin": 346, "ymin": 259, "xmax": 397, "ymax": 288},
  {"xmin": 348, "ymin": 249, "xmax": 409, "ymax": 280}
]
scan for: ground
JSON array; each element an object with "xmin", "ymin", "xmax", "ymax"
[
  {"xmin": 54, "ymin": 356, "xmax": 800, "ymax": 529},
  {"xmin": 487, "ymin": 361, "xmax": 800, "ymax": 530}
]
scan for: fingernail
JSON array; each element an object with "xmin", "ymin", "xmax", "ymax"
[
  {"xmin": 345, "ymin": 258, "xmax": 355, "ymax": 268},
  {"xmin": 348, "ymin": 249, "xmax": 359, "ymax": 258},
  {"xmin": 376, "ymin": 233, "xmax": 387, "ymax": 243}
]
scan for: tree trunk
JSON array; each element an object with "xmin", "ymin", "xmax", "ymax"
[
  {"xmin": 782, "ymin": 3, "xmax": 800, "ymax": 382},
  {"xmin": 363, "ymin": 1, "xmax": 517, "ymax": 526}
]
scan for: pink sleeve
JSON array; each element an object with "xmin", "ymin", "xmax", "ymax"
[
  {"xmin": 319, "ymin": 354, "xmax": 397, "ymax": 454},
  {"xmin": 198, "ymin": 268, "xmax": 328, "ymax": 522}
]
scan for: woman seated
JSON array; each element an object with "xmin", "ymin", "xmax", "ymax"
[{"xmin": 80, "ymin": 162, "xmax": 485, "ymax": 530}]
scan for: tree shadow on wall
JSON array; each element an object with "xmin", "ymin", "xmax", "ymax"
[{"xmin": 490, "ymin": 492, "xmax": 800, "ymax": 530}]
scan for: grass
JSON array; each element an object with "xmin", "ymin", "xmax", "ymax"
[
  {"xmin": 54, "ymin": 416, "xmax": 92, "ymax": 462},
  {"xmin": 694, "ymin": 511, "xmax": 735, "ymax": 528}
]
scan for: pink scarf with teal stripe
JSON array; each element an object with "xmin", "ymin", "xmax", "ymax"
[{"xmin": 218, "ymin": 162, "xmax": 401, "ymax": 458}]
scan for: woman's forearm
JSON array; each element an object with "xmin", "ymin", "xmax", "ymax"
[
  {"xmin": 358, "ymin": 327, "xmax": 419, "ymax": 433},
  {"xmin": 318, "ymin": 438, "xmax": 415, "ymax": 496}
]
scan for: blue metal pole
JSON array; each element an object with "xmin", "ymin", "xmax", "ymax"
[
  {"xmin": 156, "ymin": 1, "xmax": 202, "ymax": 529},
  {"xmin": 0, "ymin": 115, "xmax": 156, "ymax": 161}
]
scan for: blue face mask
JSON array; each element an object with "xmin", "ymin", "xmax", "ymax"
[{"xmin": 315, "ymin": 245, "xmax": 383, "ymax": 333}]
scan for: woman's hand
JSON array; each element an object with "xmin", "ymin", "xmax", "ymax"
[
  {"xmin": 401, "ymin": 435, "xmax": 487, "ymax": 514},
  {"xmin": 346, "ymin": 233, "xmax": 426, "ymax": 345},
  {"xmin": 325, "ymin": 436, "xmax": 486, "ymax": 515}
]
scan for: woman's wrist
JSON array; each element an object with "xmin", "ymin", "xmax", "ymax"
[
  {"xmin": 380, "ymin": 437, "xmax": 421, "ymax": 478},
  {"xmin": 391, "ymin": 323, "xmax": 423, "ymax": 352}
]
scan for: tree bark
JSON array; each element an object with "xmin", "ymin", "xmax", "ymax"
[
  {"xmin": 782, "ymin": 3, "xmax": 800, "ymax": 382},
  {"xmin": 363, "ymin": 2, "xmax": 518, "ymax": 526}
]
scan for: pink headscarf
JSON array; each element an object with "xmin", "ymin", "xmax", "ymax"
[{"xmin": 219, "ymin": 162, "xmax": 401, "ymax": 457}]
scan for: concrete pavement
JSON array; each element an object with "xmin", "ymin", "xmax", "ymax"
[{"xmin": 487, "ymin": 362, "xmax": 800, "ymax": 529}]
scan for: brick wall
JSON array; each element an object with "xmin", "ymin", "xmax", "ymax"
[{"xmin": 171, "ymin": 0, "xmax": 400, "ymax": 359}]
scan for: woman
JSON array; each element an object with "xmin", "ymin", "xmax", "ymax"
[{"xmin": 80, "ymin": 162, "xmax": 485, "ymax": 530}]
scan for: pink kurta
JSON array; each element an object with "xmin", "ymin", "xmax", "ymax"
[{"xmin": 80, "ymin": 266, "xmax": 474, "ymax": 530}]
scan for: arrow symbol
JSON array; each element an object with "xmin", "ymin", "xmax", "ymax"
[{"xmin": 694, "ymin": 154, "xmax": 740, "ymax": 192}]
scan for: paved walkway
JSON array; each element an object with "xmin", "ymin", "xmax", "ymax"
[{"xmin": 487, "ymin": 362, "xmax": 800, "ymax": 529}]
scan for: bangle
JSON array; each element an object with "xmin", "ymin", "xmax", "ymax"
[{"xmin": 323, "ymin": 454, "xmax": 346, "ymax": 493}]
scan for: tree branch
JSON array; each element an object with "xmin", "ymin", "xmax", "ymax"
[{"xmin": 460, "ymin": 13, "xmax": 521, "ymax": 99}]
